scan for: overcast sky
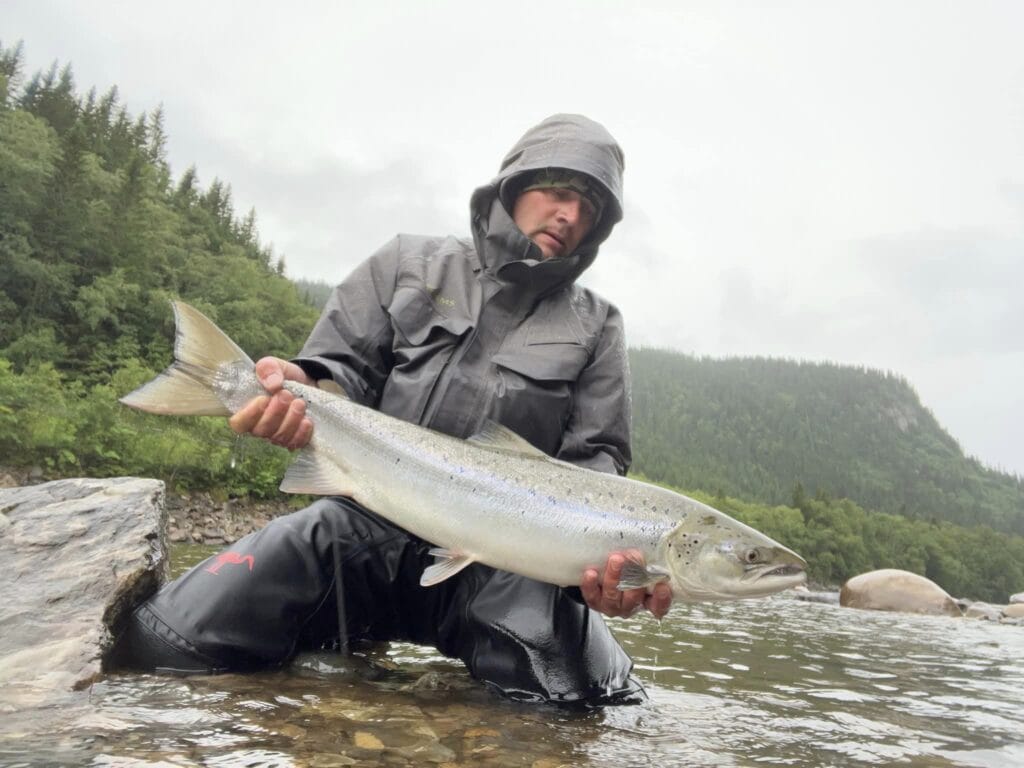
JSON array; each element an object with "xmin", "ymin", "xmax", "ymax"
[{"xmin": 5, "ymin": 1, "xmax": 1023, "ymax": 475}]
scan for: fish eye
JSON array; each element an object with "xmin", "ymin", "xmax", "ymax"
[{"xmin": 743, "ymin": 548, "xmax": 761, "ymax": 564}]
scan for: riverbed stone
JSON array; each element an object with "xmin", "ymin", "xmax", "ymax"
[
  {"xmin": 1010, "ymin": 592, "xmax": 1024, "ymax": 604},
  {"xmin": 839, "ymin": 569, "xmax": 962, "ymax": 616},
  {"xmin": 963, "ymin": 602, "xmax": 1003, "ymax": 621},
  {"xmin": 1002, "ymin": 603, "xmax": 1024, "ymax": 619},
  {"xmin": 787, "ymin": 587, "xmax": 840, "ymax": 604},
  {"xmin": 0, "ymin": 477, "xmax": 166, "ymax": 709},
  {"xmin": 354, "ymin": 731, "xmax": 386, "ymax": 749}
]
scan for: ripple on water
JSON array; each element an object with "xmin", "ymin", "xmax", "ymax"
[{"xmin": 6, "ymin": 590, "xmax": 1024, "ymax": 767}]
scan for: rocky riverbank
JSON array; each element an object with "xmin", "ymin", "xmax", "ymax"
[
  {"xmin": 0, "ymin": 466, "xmax": 295, "ymax": 547},
  {"xmin": 163, "ymin": 490, "xmax": 296, "ymax": 545}
]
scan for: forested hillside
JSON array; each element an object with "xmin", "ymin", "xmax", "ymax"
[
  {"xmin": 2, "ymin": 44, "xmax": 1022, "ymax": 601},
  {"xmin": 293, "ymin": 277, "xmax": 333, "ymax": 310},
  {"xmin": 0, "ymin": 42, "xmax": 316, "ymax": 493},
  {"xmin": 630, "ymin": 350, "xmax": 1024, "ymax": 536}
]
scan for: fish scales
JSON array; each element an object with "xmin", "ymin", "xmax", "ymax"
[
  {"xmin": 285, "ymin": 381, "xmax": 674, "ymax": 586},
  {"xmin": 121, "ymin": 301, "xmax": 807, "ymax": 601}
]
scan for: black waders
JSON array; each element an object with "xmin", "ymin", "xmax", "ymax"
[{"xmin": 108, "ymin": 498, "xmax": 645, "ymax": 706}]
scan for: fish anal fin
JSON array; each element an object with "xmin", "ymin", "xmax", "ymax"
[
  {"xmin": 420, "ymin": 547, "xmax": 477, "ymax": 587},
  {"xmin": 618, "ymin": 561, "xmax": 671, "ymax": 591},
  {"xmin": 280, "ymin": 448, "xmax": 357, "ymax": 497}
]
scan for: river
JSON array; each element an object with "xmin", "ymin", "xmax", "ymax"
[{"xmin": 2, "ymin": 546, "xmax": 1022, "ymax": 767}]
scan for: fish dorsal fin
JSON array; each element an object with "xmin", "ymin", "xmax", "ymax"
[
  {"xmin": 420, "ymin": 548, "xmax": 477, "ymax": 587},
  {"xmin": 466, "ymin": 420, "xmax": 547, "ymax": 458},
  {"xmin": 315, "ymin": 378, "xmax": 348, "ymax": 397}
]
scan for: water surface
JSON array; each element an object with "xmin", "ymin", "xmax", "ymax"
[{"xmin": 3, "ymin": 549, "xmax": 1022, "ymax": 767}]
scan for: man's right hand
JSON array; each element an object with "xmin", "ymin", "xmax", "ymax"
[{"xmin": 228, "ymin": 357, "xmax": 315, "ymax": 450}]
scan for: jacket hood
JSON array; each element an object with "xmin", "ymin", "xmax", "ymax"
[{"xmin": 469, "ymin": 114, "xmax": 625, "ymax": 286}]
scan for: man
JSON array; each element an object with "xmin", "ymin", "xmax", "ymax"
[{"xmin": 111, "ymin": 114, "xmax": 672, "ymax": 705}]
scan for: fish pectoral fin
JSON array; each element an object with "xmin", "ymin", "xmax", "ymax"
[
  {"xmin": 617, "ymin": 562, "xmax": 672, "ymax": 591},
  {"xmin": 279, "ymin": 448, "xmax": 358, "ymax": 496},
  {"xmin": 420, "ymin": 548, "xmax": 477, "ymax": 587}
]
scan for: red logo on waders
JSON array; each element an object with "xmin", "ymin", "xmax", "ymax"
[{"xmin": 204, "ymin": 551, "xmax": 255, "ymax": 575}]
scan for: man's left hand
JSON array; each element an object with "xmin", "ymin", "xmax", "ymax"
[{"xmin": 581, "ymin": 550, "xmax": 673, "ymax": 619}]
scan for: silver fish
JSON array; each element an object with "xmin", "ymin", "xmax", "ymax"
[{"xmin": 121, "ymin": 301, "xmax": 807, "ymax": 600}]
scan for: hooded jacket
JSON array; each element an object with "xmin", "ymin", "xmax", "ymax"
[{"xmin": 295, "ymin": 114, "xmax": 631, "ymax": 475}]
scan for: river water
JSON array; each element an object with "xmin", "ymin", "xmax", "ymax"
[{"xmin": 3, "ymin": 547, "xmax": 1023, "ymax": 767}]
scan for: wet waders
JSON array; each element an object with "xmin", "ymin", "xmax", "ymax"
[{"xmin": 108, "ymin": 498, "xmax": 645, "ymax": 706}]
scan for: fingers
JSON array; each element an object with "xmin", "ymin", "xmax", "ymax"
[
  {"xmin": 603, "ymin": 553, "xmax": 629, "ymax": 601},
  {"xmin": 645, "ymin": 582, "xmax": 673, "ymax": 620},
  {"xmin": 287, "ymin": 417, "xmax": 314, "ymax": 451},
  {"xmin": 271, "ymin": 394, "xmax": 308, "ymax": 447},
  {"xmin": 229, "ymin": 396, "xmax": 270, "ymax": 435},
  {"xmin": 229, "ymin": 358, "xmax": 317, "ymax": 450},
  {"xmin": 581, "ymin": 552, "xmax": 657, "ymax": 619},
  {"xmin": 581, "ymin": 567, "xmax": 601, "ymax": 608},
  {"xmin": 580, "ymin": 551, "xmax": 675, "ymax": 620},
  {"xmin": 227, "ymin": 391, "xmax": 313, "ymax": 450},
  {"xmin": 253, "ymin": 357, "xmax": 315, "ymax": 392},
  {"xmin": 254, "ymin": 357, "xmax": 287, "ymax": 392}
]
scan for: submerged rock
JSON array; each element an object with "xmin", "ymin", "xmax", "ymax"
[
  {"xmin": 787, "ymin": 586, "xmax": 840, "ymax": 604},
  {"xmin": 839, "ymin": 569, "xmax": 962, "ymax": 616},
  {"xmin": 1001, "ymin": 603, "xmax": 1024, "ymax": 619},
  {"xmin": 963, "ymin": 602, "xmax": 1003, "ymax": 621},
  {"xmin": 0, "ymin": 477, "xmax": 166, "ymax": 709}
]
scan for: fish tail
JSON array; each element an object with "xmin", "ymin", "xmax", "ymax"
[{"xmin": 119, "ymin": 301, "xmax": 254, "ymax": 416}]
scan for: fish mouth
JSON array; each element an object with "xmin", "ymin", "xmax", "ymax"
[
  {"xmin": 744, "ymin": 562, "xmax": 807, "ymax": 585},
  {"xmin": 760, "ymin": 563, "xmax": 805, "ymax": 579}
]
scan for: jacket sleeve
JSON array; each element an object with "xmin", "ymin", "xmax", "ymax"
[
  {"xmin": 555, "ymin": 303, "xmax": 633, "ymax": 476},
  {"xmin": 292, "ymin": 237, "xmax": 400, "ymax": 407}
]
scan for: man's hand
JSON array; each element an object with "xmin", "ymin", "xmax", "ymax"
[
  {"xmin": 228, "ymin": 357, "xmax": 315, "ymax": 450},
  {"xmin": 581, "ymin": 550, "xmax": 673, "ymax": 619}
]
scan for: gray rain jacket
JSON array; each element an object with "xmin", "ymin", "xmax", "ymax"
[{"xmin": 294, "ymin": 114, "xmax": 632, "ymax": 475}]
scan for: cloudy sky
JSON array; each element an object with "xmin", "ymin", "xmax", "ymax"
[{"xmin": 6, "ymin": 1, "xmax": 1023, "ymax": 475}]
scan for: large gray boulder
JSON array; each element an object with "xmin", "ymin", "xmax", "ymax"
[
  {"xmin": 1010, "ymin": 592, "xmax": 1024, "ymax": 605},
  {"xmin": 839, "ymin": 569, "xmax": 962, "ymax": 616},
  {"xmin": 0, "ymin": 478, "xmax": 166, "ymax": 710}
]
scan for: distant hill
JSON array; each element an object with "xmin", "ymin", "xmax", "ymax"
[
  {"xmin": 629, "ymin": 348, "xmax": 1024, "ymax": 536},
  {"xmin": 293, "ymin": 278, "xmax": 333, "ymax": 310},
  {"xmin": 4, "ymin": 43, "xmax": 1022, "ymax": 599}
]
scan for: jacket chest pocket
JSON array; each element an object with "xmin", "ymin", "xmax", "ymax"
[
  {"xmin": 490, "ymin": 341, "xmax": 590, "ymax": 454},
  {"xmin": 388, "ymin": 285, "xmax": 472, "ymax": 348},
  {"xmin": 383, "ymin": 285, "xmax": 473, "ymax": 420}
]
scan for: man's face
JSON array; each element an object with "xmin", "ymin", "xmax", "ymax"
[{"xmin": 512, "ymin": 187, "xmax": 598, "ymax": 260}]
